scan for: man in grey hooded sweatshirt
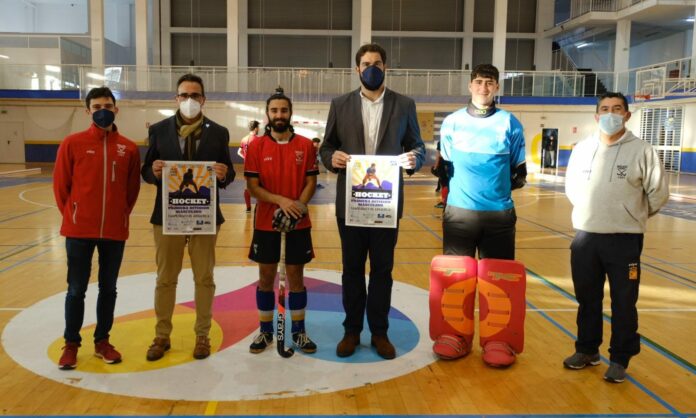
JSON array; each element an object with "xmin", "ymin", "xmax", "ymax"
[{"xmin": 563, "ymin": 91, "xmax": 669, "ymax": 383}]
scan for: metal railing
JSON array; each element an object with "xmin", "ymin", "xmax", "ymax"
[
  {"xmin": 0, "ymin": 63, "xmax": 620, "ymax": 100},
  {"xmin": 1, "ymin": 58, "xmax": 694, "ymax": 101},
  {"xmin": 561, "ymin": 0, "xmax": 647, "ymax": 24}
]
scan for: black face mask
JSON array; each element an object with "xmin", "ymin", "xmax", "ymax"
[
  {"xmin": 92, "ymin": 108, "xmax": 115, "ymax": 128},
  {"xmin": 466, "ymin": 101, "xmax": 497, "ymax": 118},
  {"xmin": 360, "ymin": 66, "xmax": 385, "ymax": 91}
]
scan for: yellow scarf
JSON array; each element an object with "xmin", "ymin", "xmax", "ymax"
[{"xmin": 178, "ymin": 114, "xmax": 204, "ymax": 139}]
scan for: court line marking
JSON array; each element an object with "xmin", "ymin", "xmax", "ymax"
[
  {"xmin": 520, "ymin": 192, "xmax": 696, "ymax": 282},
  {"xmin": 203, "ymin": 401, "xmax": 218, "ymax": 415},
  {"xmin": 18, "ymin": 185, "xmax": 55, "ymax": 208},
  {"xmin": 407, "ymin": 213, "xmax": 695, "ymax": 413},
  {"xmin": 526, "ymin": 298, "xmax": 682, "ymax": 417},
  {"xmin": 0, "ymin": 248, "xmax": 53, "ymax": 274},
  {"xmin": 527, "ymin": 267, "xmax": 696, "ymax": 375},
  {"xmin": 517, "ymin": 216, "xmax": 696, "ymax": 290},
  {"xmin": 0, "ymin": 233, "xmax": 59, "ymax": 260}
]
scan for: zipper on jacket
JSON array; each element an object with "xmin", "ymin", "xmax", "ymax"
[
  {"xmin": 72, "ymin": 202, "xmax": 78, "ymax": 224},
  {"xmin": 112, "ymin": 160, "xmax": 116, "ymax": 182},
  {"xmin": 100, "ymin": 133, "xmax": 107, "ymax": 238}
]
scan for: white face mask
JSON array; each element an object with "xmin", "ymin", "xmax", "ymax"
[
  {"xmin": 179, "ymin": 98, "xmax": 201, "ymax": 119},
  {"xmin": 598, "ymin": 113, "xmax": 625, "ymax": 136}
]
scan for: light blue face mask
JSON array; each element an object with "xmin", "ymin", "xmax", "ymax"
[{"xmin": 598, "ymin": 113, "xmax": 625, "ymax": 135}]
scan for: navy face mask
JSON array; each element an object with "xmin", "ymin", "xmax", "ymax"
[
  {"xmin": 92, "ymin": 108, "xmax": 115, "ymax": 129},
  {"xmin": 360, "ymin": 66, "xmax": 385, "ymax": 91}
]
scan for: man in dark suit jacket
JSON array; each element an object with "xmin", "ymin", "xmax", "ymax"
[
  {"xmin": 320, "ymin": 43, "xmax": 425, "ymax": 360},
  {"xmin": 141, "ymin": 73, "xmax": 235, "ymax": 362}
]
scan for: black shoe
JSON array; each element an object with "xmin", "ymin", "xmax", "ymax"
[
  {"xmin": 434, "ymin": 202, "xmax": 445, "ymax": 209},
  {"xmin": 292, "ymin": 331, "xmax": 317, "ymax": 353},
  {"xmin": 249, "ymin": 332, "xmax": 273, "ymax": 353}
]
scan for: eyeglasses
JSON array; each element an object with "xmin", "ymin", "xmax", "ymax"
[{"xmin": 177, "ymin": 92, "xmax": 203, "ymax": 101}]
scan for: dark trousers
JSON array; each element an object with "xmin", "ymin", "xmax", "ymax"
[
  {"xmin": 442, "ymin": 206, "xmax": 516, "ymax": 260},
  {"xmin": 570, "ymin": 231, "xmax": 643, "ymax": 368},
  {"xmin": 336, "ymin": 218, "xmax": 399, "ymax": 336},
  {"xmin": 64, "ymin": 238, "xmax": 125, "ymax": 344}
]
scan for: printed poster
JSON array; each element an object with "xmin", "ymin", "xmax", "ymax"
[
  {"xmin": 345, "ymin": 155, "xmax": 400, "ymax": 228},
  {"xmin": 162, "ymin": 161, "xmax": 216, "ymax": 235}
]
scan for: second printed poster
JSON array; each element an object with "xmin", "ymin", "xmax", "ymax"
[{"xmin": 345, "ymin": 155, "xmax": 400, "ymax": 228}]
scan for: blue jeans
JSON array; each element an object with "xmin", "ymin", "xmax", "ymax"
[{"xmin": 64, "ymin": 238, "xmax": 125, "ymax": 344}]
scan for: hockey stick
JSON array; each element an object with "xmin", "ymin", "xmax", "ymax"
[{"xmin": 276, "ymin": 230, "xmax": 294, "ymax": 358}]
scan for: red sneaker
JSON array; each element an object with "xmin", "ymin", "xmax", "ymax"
[
  {"xmin": 94, "ymin": 339, "xmax": 122, "ymax": 364},
  {"xmin": 482, "ymin": 341, "xmax": 516, "ymax": 368},
  {"xmin": 59, "ymin": 342, "xmax": 80, "ymax": 370},
  {"xmin": 433, "ymin": 334, "xmax": 470, "ymax": 360}
]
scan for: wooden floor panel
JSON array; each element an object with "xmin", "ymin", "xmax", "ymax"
[{"xmin": 1, "ymin": 164, "xmax": 695, "ymax": 416}]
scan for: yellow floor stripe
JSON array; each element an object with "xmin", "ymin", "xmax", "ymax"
[{"xmin": 204, "ymin": 401, "xmax": 218, "ymax": 415}]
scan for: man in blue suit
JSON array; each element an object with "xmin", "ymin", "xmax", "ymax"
[{"xmin": 320, "ymin": 43, "xmax": 425, "ymax": 360}]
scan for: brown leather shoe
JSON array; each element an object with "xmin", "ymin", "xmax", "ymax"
[
  {"xmin": 371, "ymin": 335, "xmax": 396, "ymax": 359},
  {"xmin": 193, "ymin": 336, "xmax": 211, "ymax": 359},
  {"xmin": 146, "ymin": 337, "xmax": 170, "ymax": 361},
  {"xmin": 336, "ymin": 333, "xmax": 360, "ymax": 357}
]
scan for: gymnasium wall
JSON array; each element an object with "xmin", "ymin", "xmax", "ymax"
[{"xmin": 2, "ymin": 96, "xmax": 695, "ymax": 173}]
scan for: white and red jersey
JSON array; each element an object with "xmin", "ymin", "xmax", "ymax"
[
  {"xmin": 238, "ymin": 132, "xmax": 257, "ymax": 160},
  {"xmin": 244, "ymin": 133, "xmax": 319, "ymax": 231}
]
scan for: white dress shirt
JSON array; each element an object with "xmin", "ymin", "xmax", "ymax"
[{"xmin": 360, "ymin": 89, "xmax": 385, "ymax": 155}]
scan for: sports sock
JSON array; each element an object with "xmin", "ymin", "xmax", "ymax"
[
  {"xmin": 289, "ymin": 288, "xmax": 307, "ymax": 334},
  {"xmin": 256, "ymin": 287, "xmax": 275, "ymax": 333}
]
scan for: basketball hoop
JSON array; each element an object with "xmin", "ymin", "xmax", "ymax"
[{"xmin": 633, "ymin": 94, "xmax": 651, "ymax": 109}]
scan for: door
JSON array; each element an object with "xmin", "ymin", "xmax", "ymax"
[{"xmin": 0, "ymin": 122, "xmax": 25, "ymax": 163}]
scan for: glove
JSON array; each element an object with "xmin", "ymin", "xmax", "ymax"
[
  {"xmin": 272, "ymin": 201, "xmax": 307, "ymax": 233},
  {"xmin": 398, "ymin": 152, "xmax": 415, "ymax": 169},
  {"xmin": 272, "ymin": 208, "xmax": 298, "ymax": 233}
]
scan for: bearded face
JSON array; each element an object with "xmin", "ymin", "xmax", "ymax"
[{"xmin": 266, "ymin": 98, "xmax": 292, "ymax": 133}]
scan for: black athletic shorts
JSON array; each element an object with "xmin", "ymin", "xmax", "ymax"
[
  {"xmin": 442, "ymin": 206, "xmax": 516, "ymax": 260},
  {"xmin": 248, "ymin": 228, "xmax": 314, "ymax": 264}
]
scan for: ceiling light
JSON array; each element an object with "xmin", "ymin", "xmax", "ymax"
[
  {"xmin": 45, "ymin": 65, "xmax": 61, "ymax": 73},
  {"xmin": 86, "ymin": 72, "xmax": 105, "ymax": 80},
  {"xmin": 0, "ymin": 54, "xmax": 9, "ymax": 59}
]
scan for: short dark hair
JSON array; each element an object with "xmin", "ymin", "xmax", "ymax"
[
  {"xmin": 85, "ymin": 86, "xmax": 116, "ymax": 109},
  {"xmin": 312, "ymin": 137, "xmax": 321, "ymax": 143},
  {"xmin": 355, "ymin": 43, "xmax": 387, "ymax": 67},
  {"xmin": 471, "ymin": 64, "xmax": 499, "ymax": 83},
  {"xmin": 248, "ymin": 120, "xmax": 260, "ymax": 131},
  {"xmin": 265, "ymin": 86, "xmax": 292, "ymax": 113},
  {"xmin": 596, "ymin": 92, "xmax": 629, "ymax": 113},
  {"xmin": 176, "ymin": 73, "xmax": 205, "ymax": 97}
]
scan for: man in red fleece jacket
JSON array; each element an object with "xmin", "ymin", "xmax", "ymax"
[{"xmin": 53, "ymin": 86, "xmax": 141, "ymax": 370}]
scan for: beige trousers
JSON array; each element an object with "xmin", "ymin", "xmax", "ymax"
[{"xmin": 153, "ymin": 225, "xmax": 219, "ymax": 338}]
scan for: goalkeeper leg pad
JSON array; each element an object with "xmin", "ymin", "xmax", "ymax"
[
  {"xmin": 477, "ymin": 258, "xmax": 526, "ymax": 367},
  {"xmin": 429, "ymin": 255, "xmax": 477, "ymax": 350}
]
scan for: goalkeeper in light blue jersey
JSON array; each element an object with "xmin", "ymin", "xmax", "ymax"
[{"xmin": 439, "ymin": 64, "xmax": 527, "ymax": 260}]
